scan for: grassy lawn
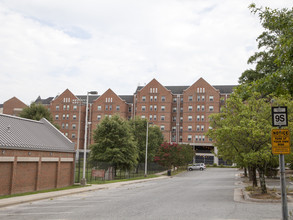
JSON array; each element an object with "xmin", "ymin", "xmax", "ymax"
[{"xmin": 89, "ymin": 174, "xmax": 159, "ymax": 184}]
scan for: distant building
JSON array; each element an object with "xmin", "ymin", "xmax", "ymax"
[
  {"xmin": 0, "ymin": 114, "xmax": 75, "ymax": 196},
  {"xmin": 3, "ymin": 97, "xmax": 27, "ymax": 116},
  {"xmin": 2, "ymin": 78, "xmax": 236, "ymax": 165}
]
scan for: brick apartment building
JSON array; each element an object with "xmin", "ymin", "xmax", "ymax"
[
  {"xmin": 2, "ymin": 97, "xmax": 27, "ymax": 116},
  {"xmin": 1, "ymin": 77, "xmax": 235, "ymax": 165}
]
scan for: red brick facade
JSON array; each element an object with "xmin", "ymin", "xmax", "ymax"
[
  {"xmin": 0, "ymin": 149, "xmax": 74, "ymax": 196},
  {"xmin": 3, "ymin": 97, "xmax": 27, "ymax": 116}
]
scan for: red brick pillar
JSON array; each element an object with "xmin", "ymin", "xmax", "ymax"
[
  {"xmin": 10, "ymin": 156, "xmax": 17, "ymax": 195},
  {"xmin": 35, "ymin": 157, "xmax": 42, "ymax": 191},
  {"xmin": 56, "ymin": 157, "xmax": 61, "ymax": 188}
]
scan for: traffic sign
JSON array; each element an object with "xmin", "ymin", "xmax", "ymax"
[
  {"xmin": 272, "ymin": 106, "xmax": 288, "ymax": 127},
  {"xmin": 271, "ymin": 129, "xmax": 290, "ymax": 155}
]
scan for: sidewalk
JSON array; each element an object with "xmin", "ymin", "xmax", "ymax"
[{"xmin": 0, "ymin": 176, "xmax": 168, "ymax": 208}]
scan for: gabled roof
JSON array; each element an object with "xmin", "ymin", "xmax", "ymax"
[
  {"xmin": 0, "ymin": 114, "xmax": 74, "ymax": 152},
  {"xmin": 76, "ymin": 95, "xmax": 100, "ymax": 104},
  {"xmin": 135, "ymin": 85, "xmax": 236, "ymax": 95}
]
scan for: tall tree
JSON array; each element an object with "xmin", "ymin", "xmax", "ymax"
[
  {"xmin": 239, "ymin": 4, "xmax": 293, "ymax": 97},
  {"xmin": 129, "ymin": 117, "xmax": 164, "ymax": 164},
  {"xmin": 207, "ymin": 93, "xmax": 284, "ymax": 193},
  {"xmin": 90, "ymin": 115, "xmax": 138, "ymax": 171}
]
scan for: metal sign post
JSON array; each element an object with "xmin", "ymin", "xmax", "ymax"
[{"xmin": 272, "ymin": 106, "xmax": 289, "ymax": 220}]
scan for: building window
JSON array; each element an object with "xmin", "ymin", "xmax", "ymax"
[
  {"xmin": 180, "ymin": 126, "xmax": 183, "ymax": 132},
  {"xmin": 180, "ymin": 107, "xmax": 183, "ymax": 112},
  {"xmin": 97, "ymin": 115, "xmax": 101, "ymax": 120},
  {"xmin": 142, "ymin": 96, "xmax": 146, "ymax": 102},
  {"xmin": 98, "ymin": 105, "xmax": 102, "ymax": 111},
  {"xmin": 161, "ymin": 96, "xmax": 166, "ymax": 102},
  {"xmin": 105, "ymin": 105, "xmax": 108, "ymax": 110},
  {"xmin": 172, "ymin": 117, "xmax": 176, "ymax": 122},
  {"xmin": 195, "ymin": 135, "xmax": 198, "ymax": 141},
  {"xmin": 209, "ymin": 96, "xmax": 214, "ymax": 102},
  {"xmin": 197, "ymin": 88, "xmax": 200, "ymax": 93},
  {"xmin": 202, "ymin": 136, "xmax": 205, "ymax": 141},
  {"xmin": 116, "ymin": 105, "xmax": 120, "ymax": 111},
  {"xmin": 161, "ymin": 105, "xmax": 165, "ymax": 111},
  {"xmin": 62, "ymin": 114, "xmax": 65, "ymax": 119},
  {"xmin": 188, "ymin": 135, "xmax": 192, "ymax": 141},
  {"xmin": 149, "ymin": 115, "xmax": 152, "ymax": 120},
  {"xmin": 161, "ymin": 115, "xmax": 165, "ymax": 121},
  {"xmin": 63, "ymin": 105, "xmax": 66, "ymax": 110},
  {"xmin": 142, "ymin": 106, "xmax": 146, "ymax": 111},
  {"xmin": 180, "ymin": 117, "xmax": 183, "ymax": 122},
  {"xmin": 202, "ymin": 96, "xmax": 205, "ymax": 101},
  {"xmin": 188, "ymin": 106, "xmax": 192, "ymax": 111},
  {"xmin": 55, "ymin": 115, "xmax": 59, "ymax": 120},
  {"xmin": 188, "ymin": 126, "xmax": 192, "ymax": 131},
  {"xmin": 128, "ymin": 107, "xmax": 132, "ymax": 112},
  {"xmin": 180, "ymin": 136, "xmax": 183, "ymax": 142},
  {"xmin": 160, "ymin": 125, "xmax": 165, "ymax": 131},
  {"xmin": 201, "ymin": 115, "xmax": 205, "ymax": 121},
  {"xmin": 172, "ymin": 127, "xmax": 176, "ymax": 132},
  {"xmin": 154, "ymin": 96, "xmax": 157, "ymax": 101},
  {"xmin": 150, "ymin": 105, "xmax": 153, "ymax": 111},
  {"xmin": 141, "ymin": 115, "xmax": 145, "ymax": 119},
  {"xmin": 188, "ymin": 116, "xmax": 192, "ymax": 121},
  {"xmin": 201, "ymin": 125, "xmax": 204, "ymax": 131},
  {"xmin": 197, "ymin": 105, "xmax": 200, "ymax": 111},
  {"xmin": 150, "ymin": 96, "xmax": 153, "ymax": 101},
  {"xmin": 56, "ymin": 105, "xmax": 59, "ymax": 111},
  {"xmin": 199, "ymin": 135, "xmax": 202, "ymax": 141},
  {"xmin": 197, "ymin": 115, "xmax": 200, "ymax": 121},
  {"xmin": 72, "ymin": 124, "xmax": 76, "ymax": 129},
  {"xmin": 67, "ymin": 105, "xmax": 70, "ymax": 110},
  {"xmin": 173, "ymin": 97, "xmax": 177, "ymax": 103},
  {"xmin": 202, "ymin": 105, "xmax": 205, "ymax": 111},
  {"xmin": 62, "ymin": 123, "xmax": 65, "ymax": 129},
  {"xmin": 154, "ymin": 105, "xmax": 157, "ymax": 111},
  {"xmin": 209, "ymin": 106, "xmax": 214, "ymax": 112},
  {"xmin": 173, "ymin": 107, "xmax": 177, "ymax": 113},
  {"xmin": 197, "ymin": 96, "xmax": 200, "ymax": 101},
  {"xmin": 150, "ymin": 88, "xmax": 152, "ymax": 93},
  {"xmin": 109, "ymin": 105, "xmax": 112, "ymax": 111},
  {"xmin": 65, "ymin": 133, "xmax": 68, "ymax": 137},
  {"xmin": 65, "ymin": 123, "xmax": 68, "ymax": 129},
  {"xmin": 188, "ymin": 96, "xmax": 193, "ymax": 101},
  {"xmin": 73, "ymin": 105, "xmax": 77, "ymax": 110},
  {"xmin": 73, "ymin": 114, "xmax": 77, "ymax": 120},
  {"xmin": 197, "ymin": 125, "xmax": 200, "ymax": 131},
  {"xmin": 154, "ymin": 115, "xmax": 157, "ymax": 121},
  {"xmin": 66, "ymin": 114, "xmax": 69, "ymax": 119},
  {"xmin": 72, "ymin": 133, "xmax": 76, "ymax": 139}
]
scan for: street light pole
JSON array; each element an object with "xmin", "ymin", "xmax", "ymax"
[
  {"xmin": 144, "ymin": 121, "xmax": 149, "ymax": 177},
  {"xmin": 81, "ymin": 91, "xmax": 98, "ymax": 186}
]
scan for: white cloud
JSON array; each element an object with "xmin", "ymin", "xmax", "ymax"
[{"xmin": 0, "ymin": 0, "xmax": 292, "ymax": 104}]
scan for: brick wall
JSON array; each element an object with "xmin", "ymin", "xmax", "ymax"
[
  {"xmin": 3, "ymin": 97, "xmax": 27, "ymax": 116},
  {"xmin": 0, "ymin": 149, "xmax": 75, "ymax": 196}
]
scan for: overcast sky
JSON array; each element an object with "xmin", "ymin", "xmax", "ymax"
[{"xmin": 0, "ymin": 0, "xmax": 292, "ymax": 104}]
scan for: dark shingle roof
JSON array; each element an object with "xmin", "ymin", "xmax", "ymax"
[
  {"xmin": 0, "ymin": 104, "xmax": 3, "ymax": 108},
  {"xmin": 0, "ymin": 114, "xmax": 74, "ymax": 152},
  {"xmin": 119, "ymin": 95, "xmax": 134, "ymax": 104},
  {"xmin": 35, "ymin": 96, "xmax": 54, "ymax": 105},
  {"xmin": 213, "ymin": 85, "xmax": 237, "ymax": 94},
  {"xmin": 76, "ymin": 95, "xmax": 100, "ymax": 104}
]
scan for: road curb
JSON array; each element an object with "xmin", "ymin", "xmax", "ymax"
[{"xmin": 0, "ymin": 176, "xmax": 169, "ymax": 208}]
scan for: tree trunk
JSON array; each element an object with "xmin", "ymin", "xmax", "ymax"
[
  {"xmin": 257, "ymin": 167, "xmax": 267, "ymax": 194},
  {"xmin": 249, "ymin": 166, "xmax": 258, "ymax": 187},
  {"xmin": 244, "ymin": 167, "xmax": 248, "ymax": 177}
]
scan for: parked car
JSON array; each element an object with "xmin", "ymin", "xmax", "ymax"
[{"xmin": 188, "ymin": 163, "xmax": 206, "ymax": 171}]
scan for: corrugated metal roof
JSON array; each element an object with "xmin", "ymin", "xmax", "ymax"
[{"xmin": 0, "ymin": 114, "xmax": 74, "ymax": 152}]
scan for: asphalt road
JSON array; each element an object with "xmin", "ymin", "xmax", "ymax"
[{"xmin": 0, "ymin": 168, "xmax": 292, "ymax": 220}]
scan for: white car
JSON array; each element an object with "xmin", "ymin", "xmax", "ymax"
[{"xmin": 188, "ymin": 163, "xmax": 206, "ymax": 171}]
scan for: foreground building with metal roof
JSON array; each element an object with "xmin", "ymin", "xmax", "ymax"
[{"xmin": 0, "ymin": 114, "xmax": 75, "ymax": 196}]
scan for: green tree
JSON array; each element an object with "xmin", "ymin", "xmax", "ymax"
[
  {"xmin": 90, "ymin": 115, "xmax": 138, "ymax": 171},
  {"xmin": 207, "ymin": 93, "xmax": 282, "ymax": 193},
  {"xmin": 20, "ymin": 103, "xmax": 54, "ymax": 122},
  {"xmin": 129, "ymin": 117, "xmax": 164, "ymax": 164},
  {"xmin": 239, "ymin": 4, "xmax": 293, "ymax": 97},
  {"xmin": 154, "ymin": 142, "xmax": 194, "ymax": 169}
]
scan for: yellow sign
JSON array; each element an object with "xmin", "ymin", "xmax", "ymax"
[{"xmin": 271, "ymin": 129, "xmax": 290, "ymax": 155}]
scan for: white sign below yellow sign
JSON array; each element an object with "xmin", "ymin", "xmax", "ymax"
[{"xmin": 271, "ymin": 129, "xmax": 290, "ymax": 155}]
